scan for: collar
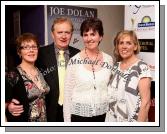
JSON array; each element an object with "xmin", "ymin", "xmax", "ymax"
[{"xmin": 54, "ymin": 44, "xmax": 70, "ymax": 55}]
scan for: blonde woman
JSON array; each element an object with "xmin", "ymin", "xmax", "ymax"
[{"xmin": 106, "ymin": 30, "xmax": 151, "ymax": 122}]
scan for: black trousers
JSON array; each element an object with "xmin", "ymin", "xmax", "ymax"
[
  {"xmin": 56, "ymin": 104, "xmax": 64, "ymax": 122},
  {"xmin": 71, "ymin": 114, "xmax": 106, "ymax": 122}
]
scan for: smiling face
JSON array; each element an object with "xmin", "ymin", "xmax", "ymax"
[
  {"xmin": 19, "ymin": 40, "xmax": 38, "ymax": 64},
  {"xmin": 117, "ymin": 35, "xmax": 137, "ymax": 60},
  {"xmin": 82, "ymin": 29, "xmax": 102, "ymax": 51},
  {"xmin": 51, "ymin": 22, "xmax": 72, "ymax": 49}
]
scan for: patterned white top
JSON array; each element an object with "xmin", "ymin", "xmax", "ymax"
[
  {"xmin": 106, "ymin": 60, "xmax": 152, "ymax": 122},
  {"xmin": 63, "ymin": 52, "xmax": 113, "ymax": 122}
]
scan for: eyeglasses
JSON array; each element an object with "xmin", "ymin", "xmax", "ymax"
[{"xmin": 20, "ymin": 45, "xmax": 38, "ymax": 50}]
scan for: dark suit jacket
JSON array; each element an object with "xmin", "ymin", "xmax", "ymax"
[{"xmin": 36, "ymin": 43, "xmax": 80, "ymax": 121}]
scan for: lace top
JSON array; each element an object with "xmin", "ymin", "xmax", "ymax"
[
  {"xmin": 106, "ymin": 60, "xmax": 152, "ymax": 122},
  {"xmin": 63, "ymin": 52, "xmax": 113, "ymax": 122}
]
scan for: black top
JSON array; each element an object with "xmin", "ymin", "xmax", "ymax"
[{"xmin": 5, "ymin": 69, "xmax": 29, "ymax": 122}]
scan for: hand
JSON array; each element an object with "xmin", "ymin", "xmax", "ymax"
[{"xmin": 8, "ymin": 99, "xmax": 24, "ymax": 116}]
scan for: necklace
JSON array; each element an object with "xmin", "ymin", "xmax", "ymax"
[
  {"xmin": 28, "ymin": 68, "xmax": 40, "ymax": 83},
  {"xmin": 19, "ymin": 65, "xmax": 40, "ymax": 82},
  {"xmin": 18, "ymin": 65, "xmax": 45, "ymax": 92},
  {"xmin": 29, "ymin": 73, "xmax": 39, "ymax": 82},
  {"xmin": 85, "ymin": 48, "xmax": 99, "ymax": 90}
]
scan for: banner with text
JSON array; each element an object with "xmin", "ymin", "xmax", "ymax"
[
  {"xmin": 46, "ymin": 5, "xmax": 97, "ymax": 50},
  {"xmin": 124, "ymin": 5, "xmax": 155, "ymax": 80}
]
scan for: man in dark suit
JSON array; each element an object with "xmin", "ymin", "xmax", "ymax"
[
  {"xmin": 36, "ymin": 17, "xmax": 80, "ymax": 122},
  {"xmin": 7, "ymin": 17, "xmax": 80, "ymax": 122}
]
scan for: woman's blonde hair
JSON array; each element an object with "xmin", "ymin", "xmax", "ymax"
[{"xmin": 114, "ymin": 30, "xmax": 140, "ymax": 61}]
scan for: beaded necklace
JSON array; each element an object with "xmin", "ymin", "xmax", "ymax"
[{"xmin": 85, "ymin": 48, "xmax": 99, "ymax": 90}]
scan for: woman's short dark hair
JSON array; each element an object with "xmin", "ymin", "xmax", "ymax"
[
  {"xmin": 16, "ymin": 33, "xmax": 39, "ymax": 53},
  {"xmin": 80, "ymin": 18, "xmax": 104, "ymax": 37}
]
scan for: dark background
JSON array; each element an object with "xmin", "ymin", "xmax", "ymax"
[{"xmin": 5, "ymin": 5, "xmax": 44, "ymax": 70}]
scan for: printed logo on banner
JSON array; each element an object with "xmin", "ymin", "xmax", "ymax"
[
  {"xmin": 138, "ymin": 16, "xmax": 155, "ymax": 27},
  {"xmin": 124, "ymin": 5, "xmax": 155, "ymax": 81},
  {"xmin": 125, "ymin": 5, "xmax": 155, "ymax": 38}
]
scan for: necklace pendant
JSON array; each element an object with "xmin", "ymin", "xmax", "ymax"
[
  {"xmin": 94, "ymin": 86, "xmax": 96, "ymax": 90},
  {"xmin": 34, "ymin": 75, "xmax": 39, "ymax": 82}
]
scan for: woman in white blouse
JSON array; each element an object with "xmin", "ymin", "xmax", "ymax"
[
  {"xmin": 63, "ymin": 18, "xmax": 113, "ymax": 122},
  {"xmin": 106, "ymin": 30, "xmax": 151, "ymax": 122}
]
